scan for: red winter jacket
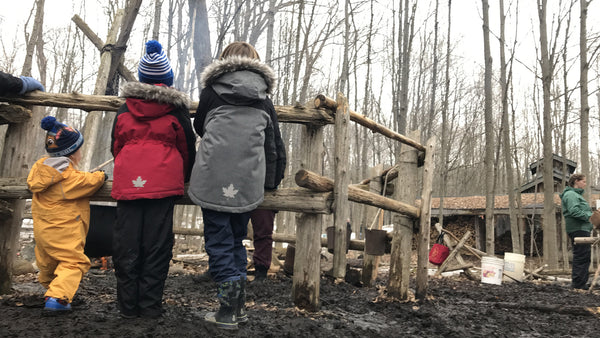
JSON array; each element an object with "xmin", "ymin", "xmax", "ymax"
[{"xmin": 111, "ymin": 82, "xmax": 196, "ymax": 200}]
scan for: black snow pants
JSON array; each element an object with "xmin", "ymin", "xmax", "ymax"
[
  {"xmin": 113, "ymin": 197, "xmax": 175, "ymax": 318},
  {"xmin": 568, "ymin": 230, "xmax": 591, "ymax": 289}
]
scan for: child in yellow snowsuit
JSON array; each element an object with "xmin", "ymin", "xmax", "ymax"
[{"xmin": 27, "ymin": 116, "xmax": 107, "ymax": 312}]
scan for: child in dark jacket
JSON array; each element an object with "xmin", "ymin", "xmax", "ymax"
[
  {"xmin": 110, "ymin": 40, "xmax": 196, "ymax": 318},
  {"xmin": 0, "ymin": 70, "xmax": 44, "ymax": 95},
  {"xmin": 188, "ymin": 41, "xmax": 285, "ymax": 330},
  {"xmin": 28, "ymin": 116, "xmax": 107, "ymax": 312}
]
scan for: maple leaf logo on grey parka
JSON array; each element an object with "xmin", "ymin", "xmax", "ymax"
[
  {"xmin": 132, "ymin": 176, "xmax": 147, "ymax": 188},
  {"xmin": 222, "ymin": 183, "xmax": 238, "ymax": 198}
]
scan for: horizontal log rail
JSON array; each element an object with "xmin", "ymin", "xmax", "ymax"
[
  {"xmin": 172, "ymin": 229, "xmax": 392, "ymax": 251},
  {"xmin": 0, "ymin": 92, "xmax": 334, "ymax": 126},
  {"xmin": 314, "ymin": 94, "xmax": 426, "ymax": 153},
  {"xmin": 295, "ymin": 169, "xmax": 420, "ymax": 218},
  {"xmin": 0, "ymin": 178, "xmax": 333, "ymax": 214}
]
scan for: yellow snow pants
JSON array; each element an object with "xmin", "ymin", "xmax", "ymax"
[{"xmin": 34, "ymin": 216, "xmax": 91, "ymax": 303}]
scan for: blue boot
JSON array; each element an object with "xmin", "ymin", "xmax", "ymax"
[{"xmin": 44, "ymin": 297, "xmax": 72, "ymax": 312}]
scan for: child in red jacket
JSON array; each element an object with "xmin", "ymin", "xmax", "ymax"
[{"xmin": 110, "ymin": 40, "xmax": 196, "ymax": 318}]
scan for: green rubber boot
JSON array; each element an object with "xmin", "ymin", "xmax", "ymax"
[{"xmin": 204, "ymin": 280, "xmax": 241, "ymax": 330}]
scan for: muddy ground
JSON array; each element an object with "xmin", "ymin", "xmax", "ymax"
[{"xmin": 2, "ymin": 229, "xmax": 600, "ymax": 338}]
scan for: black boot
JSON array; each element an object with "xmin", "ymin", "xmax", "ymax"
[
  {"xmin": 237, "ymin": 278, "xmax": 248, "ymax": 324},
  {"xmin": 204, "ymin": 280, "xmax": 240, "ymax": 330},
  {"xmin": 254, "ymin": 265, "xmax": 268, "ymax": 282}
]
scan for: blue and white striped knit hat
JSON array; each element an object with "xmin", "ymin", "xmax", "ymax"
[{"xmin": 138, "ymin": 40, "xmax": 174, "ymax": 86}]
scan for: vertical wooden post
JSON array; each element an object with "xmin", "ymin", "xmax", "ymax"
[
  {"xmin": 0, "ymin": 200, "xmax": 25, "ymax": 293},
  {"xmin": 332, "ymin": 93, "xmax": 350, "ymax": 279},
  {"xmin": 361, "ymin": 165, "xmax": 384, "ymax": 286},
  {"xmin": 387, "ymin": 130, "xmax": 419, "ymax": 299},
  {"xmin": 292, "ymin": 124, "xmax": 324, "ymax": 311},
  {"xmin": 415, "ymin": 136, "xmax": 436, "ymax": 300},
  {"xmin": 80, "ymin": 9, "xmax": 123, "ymax": 171}
]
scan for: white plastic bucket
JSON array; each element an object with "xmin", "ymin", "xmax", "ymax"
[
  {"xmin": 481, "ymin": 256, "xmax": 504, "ymax": 285},
  {"xmin": 503, "ymin": 252, "xmax": 525, "ymax": 282}
]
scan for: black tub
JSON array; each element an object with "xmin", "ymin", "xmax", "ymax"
[{"xmin": 84, "ymin": 203, "xmax": 117, "ymax": 258}]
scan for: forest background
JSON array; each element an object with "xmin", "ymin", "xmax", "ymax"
[{"xmin": 2, "ymin": 0, "xmax": 600, "ymax": 264}]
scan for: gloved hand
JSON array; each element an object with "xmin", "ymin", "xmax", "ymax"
[
  {"xmin": 96, "ymin": 170, "xmax": 109, "ymax": 181},
  {"xmin": 19, "ymin": 76, "xmax": 45, "ymax": 94}
]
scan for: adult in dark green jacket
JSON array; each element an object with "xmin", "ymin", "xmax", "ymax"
[{"xmin": 560, "ymin": 173, "xmax": 593, "ymax": 289}]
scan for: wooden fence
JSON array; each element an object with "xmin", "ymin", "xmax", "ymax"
[{"xmin": 0, "ymin": 90, "xmax": 435, "ymax": 310}]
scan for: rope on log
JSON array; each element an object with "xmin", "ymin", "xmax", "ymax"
[{"xmin": 295, "ymin": 169, "xmax": 420, "ymax": 218}]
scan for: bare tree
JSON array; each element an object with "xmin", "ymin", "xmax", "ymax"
[
  {"xmin": 439, "ymin": 0, "xmax": 452, "ymax": 229},
  {"xmin": 426, "ymin": 0, "xmax": 440, "ymax": 142},
  {"xmin": 482, "ymin": 0, "xmax": 496, "ymax": 254},
  {"xmin": 190, "ymin": 0, "xmax": 212, "ymax": 89},
  {"xmin": 152, "ymin": 0, "xmax": 163, "ymax": 41},
  {"xmin": 499, "ymin": 0, "xmax": 521, "ymax": 253},
  {"xmin": 580, "ymin": 0, "xmax": 590, "ymax": 201},
  {"xmin": 538, "ymin": 0, "xmax": 559, "ymax": 268}
]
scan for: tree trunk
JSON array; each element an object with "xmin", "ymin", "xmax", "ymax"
[
  {"xmin": 190, "ymin": 0, "xmax": 212, "ymax": 89},
  {"xmin": 499, "ymin": 0, "xmax": 521, "ymax": 253},
  {"xmin": 152, "ymin": 0, "xmax": 163, "ymax": 40},
  {"xmin": 482, "ymin": 0, "xmax": 496, "ymax": 254},
  {"xmin": 538, "ymin": 0, "xmax": 559, "ymax": 268},
  {"xmin": 439, "ymin": 0, "xmax": 452, "ymax": 230},
  {"xmin": 580, "ymin": 0, "xmax": 590, "ymax": 202}
]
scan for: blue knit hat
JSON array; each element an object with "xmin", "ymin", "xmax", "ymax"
[
  {"xmin": 41, "ymin": 116, "xmax": 84, "ymax": 157},
  {"xmin": 138, "ymin": 40, "xmax": 174, "ymax": 86}
]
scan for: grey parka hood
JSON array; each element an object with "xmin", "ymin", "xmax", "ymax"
[{"xmin": 200, "ymin": 56, "xmax": 276, "ymax": 105}]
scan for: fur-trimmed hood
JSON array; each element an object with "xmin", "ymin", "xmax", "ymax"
[
  {"xmin": 120, "ymin": 81, "xmax": 190, "ymax": 108},
  {"xmin": 201, "ymin": 56, "xmax": 276, "ymax": 94}
]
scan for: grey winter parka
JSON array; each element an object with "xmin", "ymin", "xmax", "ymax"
[{"xmin": 188, "ymin": 56, "xmax": 285, "ymax": 213}]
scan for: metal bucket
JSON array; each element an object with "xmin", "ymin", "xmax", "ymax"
[{"xmin": 364, "ymin": 229, "xmax": 387, "ymax": 256}]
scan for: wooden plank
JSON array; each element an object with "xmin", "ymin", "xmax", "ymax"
[
  {"xmin": 434, "ymin": 223, "xmax": 477, "ymax": 279},
  {"xmin": 435, "ymin": 231, "xmax": 472, "ymax": 276},
  {"xmin": 332, "ymin": 93, "xmax": 350, "ymax": 279},
  {"xmin": 415, "ymin": 136, "xmax": 436, "ymax": 301}
]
